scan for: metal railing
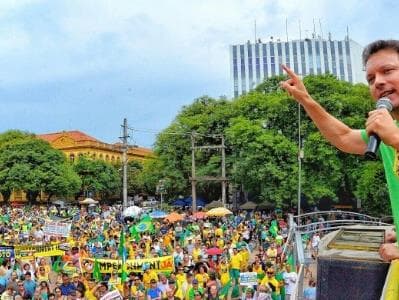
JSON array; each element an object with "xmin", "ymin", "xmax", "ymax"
[{"xmin": 285, "ymin": 211, "xmax": 393, "ymax": 299}]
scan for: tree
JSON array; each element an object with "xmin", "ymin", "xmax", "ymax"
[
  {"xmin": 73, "ymin": 157, "xmax": 121, "ymax": 201},
  {"xmin": 145, "ymin": 74, "xmax": 388, "ymax": 214},
  {"xmin": 0, "ymin": 131, "xmax": 81, "ymax": 203}
]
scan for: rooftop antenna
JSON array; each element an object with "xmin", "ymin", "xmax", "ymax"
[
  {"xmin": 319, "ymin": 19, "xmax": 324, "ymax": 39},
  {"xmin": 254, "ymin": 20, "xmax": 257, "ymax": 43},
  {"xmin": 298, "ymin": 19, "xmax": 302, "ymax": 41},
  {"xmin": 312, "ymin": 18, "xmax": 316, "ymax": 39},
  {"xmin": 346, "ymin": 25, "xmax": 350, "ymax": 40},
  {"xmin": 285, "ymin": 18, "xmax": 289, "ymax": 42}
]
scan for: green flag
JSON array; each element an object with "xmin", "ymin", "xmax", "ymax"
[
  {"xmin": 287, "ymin": 253, "xmax": 295, "ymax": 272},
  {"xmin": 218, "ymin": 280, "xmax": 232, "ymax": 299},
  {"xmin": 129, "ymin": 225, "xmax": 140, "ymax": 242},
  {"xmin": 93, "ymin": 258, "xmax": 102, "ymax": 282},
  {"xmin": 269, "ymin": 220, "xmax": 279, "ymax": 238},
  {"xmin": 52, "ymin": 256, "xmax": 63, "ymax": 273},
  {"xmin": 135, "ymin": 215, "xmax": 154, "ymax": 233},
  {"xmin": 118, "ymin": 230, "xmax": 128, "ymax": 283}
]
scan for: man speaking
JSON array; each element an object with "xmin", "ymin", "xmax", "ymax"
[{"xmin": 280, "ymin": 39, "xmax": 399, "ymax": 261}]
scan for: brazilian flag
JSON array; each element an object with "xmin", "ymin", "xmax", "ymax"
[
  {"xmin": 135, "ymin": 215, "xmax": 154, "ymax": 233},
  {"xmin": 118, "ymin": 230, "xmax": 128, "ymax": 283}
]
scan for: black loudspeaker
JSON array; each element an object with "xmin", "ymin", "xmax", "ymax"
[
  {"xmin": 316, "ymin": 228, "xmax": 389, "ymax": 300},
  {"xmin": 317, "ymin": 256, "xmax": 389, "ymax": 300}
]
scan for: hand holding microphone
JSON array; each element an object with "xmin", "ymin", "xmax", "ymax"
[{"xmin": 365, "ymin": 97, "xmax": 393, "ymax": 159}]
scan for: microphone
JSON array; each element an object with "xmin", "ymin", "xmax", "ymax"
[{"xmin": 365, "ymin": 97, "xmax": 393, "ymax": 160}]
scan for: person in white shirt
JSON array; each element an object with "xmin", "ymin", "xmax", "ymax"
[{"xmin": 282, "ymin": 264, "xmax": 297, "ymax": 300}]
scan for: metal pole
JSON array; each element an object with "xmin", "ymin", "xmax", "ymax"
[
  {"xmin": 297, "ymin": 103, "xmax": 301, "ymax": 217},
  {"xmin": 191, "ymin": 133, "xmax": 197, "ymax": 212},
  {"xmin": 221, "ymin": 135, "xmax": 226, "ymax": 207},
  {"xmin": 160, "ymin": 192, "xmax": 163, "ymax": 210},
  {"xmin": 122, "ymin": 118, "xmax": 128, "ymax": 211}
]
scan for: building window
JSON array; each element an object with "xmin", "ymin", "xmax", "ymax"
[
  {"xmin": 233, "ymin": 45, "xmax": 238, "ymax": 92},
  {"xmin": 307, "ymin": 40, "xmax": 314, "ymax": 74},
  {"xmin": 248, "ymin": 44, "xmax": 254, "ymax": 89},
  {"xmin": 262, "ymin": 44, "xmax": 268, "ymax": 78},
  {"xmin": 323, "ymin": 41, "xmax": 329, "ymax": 73},
  {"xmin": 69, "ymin": 154, "xmax": 75, "ymax": 162},
  {"xmin": 300, "ymin": 41, "xmax": 306, "ymax": 76},
  {"xmin": 330, "ymin": 41, "xmax": 337, "ymax": 76},
  {"xmin": 315, "ymin": 40, "xmax": 321, "ymax": 74},
  {"xmin": 277, "ymin": 42, "xmax": 283, "ymax": 74},
  {"xmin": 345, "ymin": 40, "xmax": 353, "ymax": 82},
  {"xmin": 99, "ymin": 154, "xmax": 103, "ymax": 159},
  {"xmin": 285, "ymin": 42, "xmax": 290, "ymax": 68},
  {"xmin": 338, "ymin": 41, "xmax": 345, "ymax": 80},
  {"xmin": 240, "ymin": 45, "xmax": 246, "ymax": 93},
  {"xmin": 293, "ymin": 41, "xmax": 298, "ymax": 73},
  {"xmin": 255, "ymin": 43, "xmax": 260, "ymax": 82},
  {"xmin": 270, "ymin": 43, "xmax": 275, "ymax": 76}
]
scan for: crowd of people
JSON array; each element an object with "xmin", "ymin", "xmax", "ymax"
[{"xmin": 0, "ymin": 204, "xmax": 314, "ymax": 300}]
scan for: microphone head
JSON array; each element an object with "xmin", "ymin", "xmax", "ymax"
[{"xmin": 376, "ymin": 97, "xmax": 393, "ymax": 111}]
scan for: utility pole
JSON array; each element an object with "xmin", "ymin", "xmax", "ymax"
[
  {"xmin": 297, "ymin": 104, "xmax": 302, "ymax": 217},
  {"xmin": 190, "ymin": 133, "xmax": 228, "ymax": 212},
  {"xmin": 221, "ymin": 135, "xmax": 226, "ymax": 206},
  {"xmin": 121, "ymin": 118, "xmax": 129, "ymax": 211},
  {"xmin": 191, "ymin": 133, "xmax": 197, "ymax": 212}
]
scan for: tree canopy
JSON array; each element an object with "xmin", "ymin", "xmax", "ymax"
[
  {"xmin": 141, "ymin": 74, "xmax": 390, "ymax": 216},
  {"xmin": 0, "ymin": 130, "xmax": 81, "ymax": 202}
]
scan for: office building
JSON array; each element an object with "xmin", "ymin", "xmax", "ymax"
[{"xmin": 230, "ymin": 37, "xmax": 366, "ymax": 97}]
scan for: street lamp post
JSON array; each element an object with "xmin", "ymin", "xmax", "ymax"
[
  {"xmin": 297, "ymin": 103, "xmax": 304, "ymax": 218},
  {"xmin": 157, "ymin": 179, "xmax": 166, "ymax": 210}
]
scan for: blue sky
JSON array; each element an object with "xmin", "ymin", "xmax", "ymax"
[{"xmin": 0, "ymin": 0, "xmax": 398, "ymax": 148}]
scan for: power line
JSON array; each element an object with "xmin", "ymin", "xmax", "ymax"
[{"xmin": 127, "ymin": 126, "xmax": 223, "ymax": 139}]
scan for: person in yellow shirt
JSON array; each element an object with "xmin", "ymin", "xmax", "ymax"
[
  {"xmin": 219, "ymin": 257, "xmax": 230, "ymax": 286},
  {"xmin": 215, "ymin": 226, "xmax": 223, "ymax": 238},
  {"xmin": 192, "ymin": 242, "xmax": 202, "ymax": 263},
  {"xmin": 252, "ymin": 256, "xmax": 265, "ymax": 283},
  {"xmin": 83, "ymin": 279, "xmax": 98, "ymax": 300},
  {"xmin": 194, "ymin": 266, "xmax": 209, "ymax": 288},
  {"xmin": 216, "ymin": 237, "xmax": 224, "ymax": 249},
  {"xmin": 142, "ymin": 265, "xmax": 159, "ymax": 289},
  {"xmin": 176, "ymin": 266, "xmax": 187, "ymax": 288},
  {"xmin": 260, "ymin": 268, "xmax": 281, "ymax": 298},
  {"xmin": 229, "ymin": 248, "xmax": 242, "ymax": 283},
  {"xmin": 239, "ymin": 246, "xmax": 250, "ymax": 271},
  {"xmin": 266, "ymin": 243, "xmax": 278, "ymax": 262}
]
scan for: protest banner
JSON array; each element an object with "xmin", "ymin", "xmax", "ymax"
[
  {"xmin": 100, "ymin": 290, "xmax": 123, "ymax": 300},
  {"xmin": 43, "ymin": 221, "xmax": 71, "ymax": 237},
  {"xmin": 0, "ymin": 246, "xmax": 14, "ymax": 259},
  {"xmin": 15, "ymin": 244, "xmax": 65, "ymax": 259},
  {"xmin": 81, "ymin": 255, "xmax": 174, "ymax": 274},
  {"xmin": 239, "ymin": 272, "xmax": 258, "ymax": 286}
]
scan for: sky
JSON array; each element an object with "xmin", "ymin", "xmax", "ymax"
[{"xmin": 0, "ymin": 0, "xmax": 398, "ymax": 148}]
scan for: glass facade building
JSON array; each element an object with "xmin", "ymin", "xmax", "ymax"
[{"xmin": 230, "ymin": 37, "xmax": 365, "ymax": 97}]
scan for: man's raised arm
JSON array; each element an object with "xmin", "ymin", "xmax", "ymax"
[{"xmin": 280, "ymin": 64, "xmax": 366, "ymax": 155}]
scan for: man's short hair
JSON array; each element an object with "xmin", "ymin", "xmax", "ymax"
[{"xmin": 362, "ymin": 39, "xmax": 399, "ymax": 66}]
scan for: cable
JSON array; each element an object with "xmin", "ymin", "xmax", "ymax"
[{"xmin": 127, "ymin": 126, "xmax": 223, "ymax": 139}]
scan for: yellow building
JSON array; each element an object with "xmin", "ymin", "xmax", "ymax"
[
  {"xmin": 3, "ymin": 130, "xmax": 153, "ymax": 203},
  {"xmin": 38, "ymin": 130, "xmax": 153, "ymax": 163}
]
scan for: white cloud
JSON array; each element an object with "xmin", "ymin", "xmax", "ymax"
[{"xmin": 0, "ymin": 0, "xmax": 397, "ymax": 88}]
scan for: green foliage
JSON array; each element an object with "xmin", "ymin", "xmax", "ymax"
[
  {"xmin": 353, "ymin": 161, "xmax": 391, "ymax": 216},
  {"xmin": 0, "ymin": 131, "xmax": 81, "ymax": 203},
  {"xmin": 134, "ymin": 75, "xmax": 387, "ymax": 215},
  {"xmin": 73, "ymin": 157, "xmax": 121, "ymax": 200}
]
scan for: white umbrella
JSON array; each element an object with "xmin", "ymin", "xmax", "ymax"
[
  {"xmin": 79, "ymin": 198, "xmax": 99, "ymax": 205},
  {"xmin": 123, "ymin": 206, "xmax": 142, "ymax": 217}
]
